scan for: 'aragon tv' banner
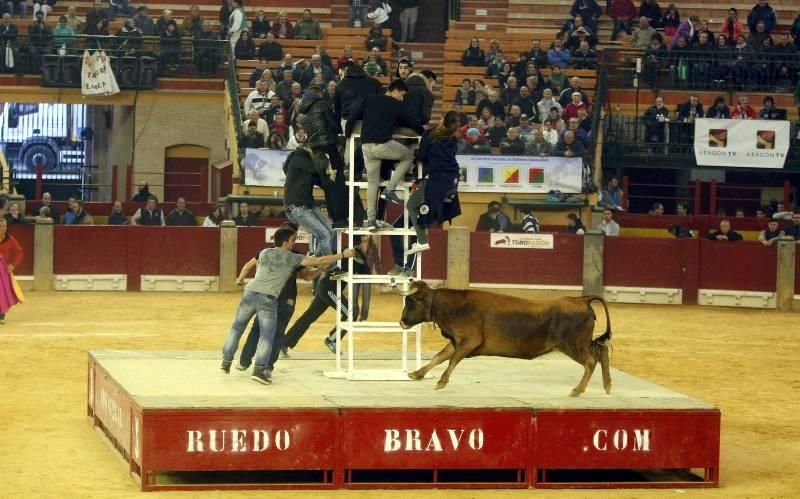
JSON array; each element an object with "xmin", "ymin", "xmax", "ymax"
[{"xmin": 693, "ymin": 118, "xmax": 790, "ymax": 168}]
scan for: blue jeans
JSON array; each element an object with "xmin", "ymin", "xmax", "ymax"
[
  {"xmin": 348, "ymin": 6, "xmax": 368, "ymax": 27},
  {"xmin": 222, "ymin": 291, "xmax": 278, "ymax": 368},
  {"xmin": 285, "ymin": 204, "xmax": 334, "ymax": 256},
  {"xmin": 239, "ymin": 301, "xmax": 295, "ymax": 369}
]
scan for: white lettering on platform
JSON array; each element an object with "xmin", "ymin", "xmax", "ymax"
[
  {"xmin": 384, "ymin": 429, "xmax": 485, "ymax": 453},
  {"xmin": 186, "ymin": 429, "xmax": 292, "ymax": 453},
  {"xmin": 592, "ymin": 429, "xmax": 651, "ymax": 452},
  {"xmin": 98, "ymin": 388, "xmax": 123, "ymax": 429}
]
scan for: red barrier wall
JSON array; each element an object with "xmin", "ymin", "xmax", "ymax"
[
  {"xmin": 7, "ymin": 225, "xmax": 34, "ymax": 275},
  {"xmin": 238, "ymin": 227, "xmax": 269, "ymax": 271},
  {"xmin": 54, "ymin": 226, "xmax": 129, "ymax": 274},
  {"xmin": 614, "ymin": 213, "xmax": 779, "ymax": 235},
  {"xmin": 139, "ymin": 227, "xmax": 220, "ymax": 276},
  {"xmin": 604, "ymin": 237, "xmax": 684, "ymax": 289},
  {"xmin": 698, "ymin": 240, "xmax": 777, "ymax": 292},
  {"xmin": 795, "ymin": 251, "xmax": 800, "ymax": 297},
  {"xmin": 469, "ymin": 232, "xmax": 583, "ymax": 286}
]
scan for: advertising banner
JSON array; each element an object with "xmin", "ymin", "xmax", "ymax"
[{"xmin": 693, "ymin": 118, "xmax": 790, "ymax": 168}]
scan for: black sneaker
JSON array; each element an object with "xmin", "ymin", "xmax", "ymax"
[
  {"xmin": 280, "ymin": 347, "xmax": 290, "ymax": 358},
  {"xmin": 332, "ymin": 220, "xmax": 349, "ymax": 229},
  {"xmin": 324, "ymin": 336, "xmax": 337, "ymax": 353},
  {"xmin": 220, "ymin": 360, "xmax": 232, "ymax": 374},
  {"xmin": 251, "ymin": 368, "xmax": 272, "ymax": 385}
]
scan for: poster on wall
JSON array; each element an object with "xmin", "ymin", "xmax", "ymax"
[
  {"xmin": 243, "ymin": 148, "xmax": 583, "ymax": 194},
  {"xmin": 457, "ymin": 155, "xmax": 583, "ymax": 193},
  {"xmin": 489, "ymin": 233, "xmax": 554, "ymax": 249},
  {"xmin": 243, "ymin": 148, "xmax": 291, "ymax": 186},
  {"xmin": 693, "ymin": 119, "xmax": 790, "ymax": 168}
]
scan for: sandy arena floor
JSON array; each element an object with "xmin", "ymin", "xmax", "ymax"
[{"xmin": 0, "ymin": 289, "xmax": 798, "ymax": 499}]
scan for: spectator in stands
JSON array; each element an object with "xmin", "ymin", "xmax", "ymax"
[
  {"xmin": 544, "ymin": 65, "xmax": 564, "ymax": 94},
  {"xmin": 239, "ymin": 121, "xmax": 266, "ymax": 148},
  {"xmin": 566, "ymin": 213, "xmax": 586, "ymax": 234},
  {"xmin": 691, "ymin": 31, "xmax": 714, "ymax": 87},
  {"xmin": 526, "ymin": 129, "xmax": 553, "ymax": 156},
  {"xmin": 501, "ymin": 76, "xmax": 520, "ymax": 108},
  {"xmin": 365, "ymin": 25, "xmax": 389, "ymax": 51},
  {"xmin": 569, "ymin": 40, "xmax": 598, "ymax": 70},
  {"xmin": 155, "ymin": 9, "xmax": 174, "ymax": 36},
  {"xmin": 108, "ymin": 201, "xmax": 127, "ymax": 225},
  {"xmin": 477, "ymin": 201, "xmax": 511, "ymax": 232},
  {"xmin": 748, "ymin": 19, "xmax": 771, "ymax": 49},
  {"xmin": 165, "ymin": 197, "xmax": 196, "ymax": 226},
  {"xmin": 500, "ymin": 127, "xmax": 526, "ymax": 155},
  {"xmin": 465, "ymin": 127, "xmax": 491, "ymax": 154},
  {"xmin": 599, "ymin": 176, "xmax": 624, "ymax": 210},
  {"xmin": 161, "ymin": 21, "xmax": 182, "ymax": 71},
  {"xmin": 707, "ymin": 219, "xmax": 743, "ymax": 241},
  {"xmin": 720, "ymin": 8, "xmax": 743, "ymax": 47},
  {"xmin": 520, "ymin": 208, "xmax": 541, "ymax": 233},
  {"xmin": 559, "ymin": 77, "xmax": 590, "ymax": 107},
  {"xmin": 368, "ymin": 1, "xmax": 392, "ymax": 28},
  {"xmin": 28, "ymin": 11, "xmax": 50, "ymax": 68},
  {"xmin": 731, "ymin": 34, "xmax": 754, "ymax": 87},
  {"xmin": 233, "ymin": 202, "xmax": 257, "ymax": 226},
  {"xmin": 243, "ymin": 110, "xmax": 269, "ymax": 138},
  {"xmin": 513, "ymin": 85, "xmax": 538, "ymax": 121},
  {"xmin": 476, "ymin": 90, "xmax": 505, "ymax": 121},
  {"xmin": 735, "ymin": 208, "xmax": 746, "ymax": 217},
  {"xmin": 706, "ymin": 95, "xmax": 731, "ymax": 118},
  {"xmin": 747, "ymin": 0, "xmax": 776, "ymax": 35},
  {"xmin": 116, "ymin": 18, "xmax": 143, "ymax": 56},
  {"xmin": 294, "ymin": 9, "xmax": 321, "ymax": 40},
  {"xmin": 662, "ymin": 3, "xmax": 680, "ymax": 37},
  {"xmin": 784, "ymin": 213, "xmax": 800, "ymax": 241},
  {"xmin": 732, "ymin": 95, "xmax": 756, "ymax": 119},
  {"xmin": 0, "ymin": 15, "xmax": 18, "ymax": 70},
  {"xmin": 52, "ymin": 15, "xmax": 75, "ymax": 51},
  {"xmin": 563, "ymin": 92, "xmax": 589, "ymax": 121},
  {"xmin": 643, "ymin": 96, "xmax": 670, "ymax": 144},
  {"xmin": 32, "ymin": 0, "xmax": 54, "ymax": 20},
  {"xmin": 544, "ymin": 107, "xmax": 566, "ymax": 133},
  {"xmin": 370, "ymin": 46, "xmax": 388, "ymax": 75},
  {"xmin": 518, "ymin": 114, "xmax": 534, "ymax": 140},
  {"xmin": 484, "ymin": 39, "xmax": 502, "ymax": 66},
  {"xmin": 254, "ymin": 33, "xmax": 281, "ymax": 62},
  {"xmin": 363, "ymin": 54, "xmax": 382, "ymax": 76},
  {"xmin": 251, "ymin": 9, "xmax": 270, "ymax": 39},
  {"xmin": 650, "ymin": 202, "xmax": 665, "ymax": 215},
  {"xmin": 64, "ymin": 199, "xmax": 92, "ymax": 225},
  {"xmin": 566, "ymin": 18, "xmax": 597, "ymax": 52},
  {"xmin": 132, "ymin": 6, "xmax": 153, "ymax": 36},
  {"xmin": 610, "ymin": 0, "xmax": 637, "ymax": 41},
  {"xmin": 639, "ymin": 0, "xmax": 662, "ymax": 28},
  {"xmin": 85, "ymin": 1, "xmax": 108, "ymax": 36},
  {"xmin": 758, "ymin": 219, "xmax": 784, "ymax": 246},
  {"xmin": 561, "ymin": 117, "xmax": 590, "ymax": 147},
  {"xmin": 668, "ymin": 35, "xmax": 691, "ymax": 86},
  {"xmin": 270, "ymin": 11, "xmax": 293, "ymax": 39},
  {"xmin": 504, "ymin": 105, "xmax": 520, "ymax": 127},
  {"xmin": 486, "ymin": 117, "xmax": 507, "ymax": 146},
  {"xmin": 642, "ymin": 33, "xmax": 667, "ymax": 87},
  {"xmin": 677, "ymin": 94, "xmax": 704, "ymax": 122},
  {"xmin": 774, "ymin": 34, "xmax": 798, "ymax": 84},
  {"xmin": 234, "ymin": 30, "xmax": 256, "ymax": 60},
  {"xmin": 577, "ymin": 107, "xmax": 592, "ymax": 133},
  {"xmin": 132, "ymin": 181, "xmax": 151, "ymax": 203},
  {"xmin": 227, "ymin": 0, "xmax": 246, "ymax": 49},
  {"xmin": 337, "ymin": 45, "xmax": 354, "ymax": 68},
  {"xmin": 245, "ymin": 80, "xmax": 275, "ymax": 115},
  {"xmin": 300, "ymin": 54, "xmax": 334, "ymax": 86},
  {"xmin": 64, "ymin": 6, "xmax": 83, "ymax": 34},
  {"xmin": 286, "ymin": 127, "xmax": 307, "ymax": 149},
  {"xmin": 598, "ymin": 208, "xmax": 620, "ymax": 236},
  {"xmin": 461, "ymin": 38, "xmax": 485, "ymax": 67},
  {"xmin": 398, "ymin": 0, "xmax": 420, "ymax": 42},
  {"xmin": 556, "ymin": 130, "xmax": 585, "ymax": 157},
  {"xmin": 547, "ymin": 39, "xmax": 570, "ymax": 69},
  {"xmin": 4, "ymin": 0, "xmax": 25, "ymax": 18},
  {"xmin": 523, "ymin": 40, "xmax": 550, "ymax": 70},
  {"xmin": 759, "ymin": 96, "xmax": 786, "ymax": 120},
  {"xmin": 455, "ymin": 78, "xmax": 475, "ymax": 105},
  {"xmin": 194, "ymin": 20, "xmax": 219, "ymax": 74},
  {"xmin": 108, "ymin": 0, "xmax": 134, "ymax": 22},
  {"xmin": 270, "ymin": 109, "xmax": 290, "ymax": 141},
  {"xmin": 668, "ymin": 223, "xmax": 693, "ymax": 238},
  {"xmin": 632, "ymin": 16, "xmax": 656, "ymax": 49},
  {"xmin": 275, "ymin": 69, "xmax": 296, "ymax": 106},
  {"xmin": 178, "ymin": 5, "xmax": 204, "ymax": 38},
  {"xmin": 4, "ymin": 203, "xmax": 24, "ymax": 224},
  {"xmin": 349, "ymin": 0, "xmax": 369, "ymax": 28},
  {"xmin": 202, "ymin": 206, "xmax": 226, "ymax": 227},
  {"xmin": 33, "ymin": 192, "xmax": 58, "ymax": 223},
  {"xmin": 570, "ymin": 0, "xmax": 602, "ymax": 33},
  {"xmin": 676, "ymin": 202, "xmax": 690, "ymax": 216},
  {"xmin": 485, "ymin": 52, "xmax": 508, "ymax": 79},
  {"xmin": 793, "ymin": 11, "xmax": 800, "ymax": 49}
]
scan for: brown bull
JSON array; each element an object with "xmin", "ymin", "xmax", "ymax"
[{"xmin": 398, "ymin": 281, "xmax": 613, "ymax": 396}]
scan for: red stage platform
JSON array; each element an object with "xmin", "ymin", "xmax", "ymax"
[{"xmin": 87, "ymin": 350, "xmax": 720, "ymax": 490}]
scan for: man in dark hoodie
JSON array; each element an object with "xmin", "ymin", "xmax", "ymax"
[
  {"xmin": 297, "ymin": 84, "xmax": 348, "ymax": 227},
  {"xmin": 334, "ymin": 61, "xmax": 383, "ymax": 169},
  {"xmin": 402, "ymin": 70, "xmax": 436, "ymax": 127}
]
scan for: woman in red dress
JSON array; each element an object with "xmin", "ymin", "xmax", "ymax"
[{"xmin": 0, "ymin": 218, "xmax": 24, "ymax": 323}]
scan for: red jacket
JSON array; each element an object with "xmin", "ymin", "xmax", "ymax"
[
  {"xmin": 271, "ymin": 21, "xmax": 294, "ymax": 39},
  {"xmin": 731, "ymin": 105, "xmax": 755, "ymax": 119},
  {"xmin": 609, "ymin": 0, "xmax": 637, "ymax": 20},
  {"xmin": 0, "ymin": 235, "xmax": 23, "ymax": 269}
]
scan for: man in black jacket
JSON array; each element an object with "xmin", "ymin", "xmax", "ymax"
[
  {"xmin": 334, "ymin": 61, "xmax": 383, "ymax": 169},
  {"xmin": 403, "ymin": 70, "xmax": 436, "ymax": 127},
  {"xmin": 707, "ymin": 219, "xmax": 743, "ymax": 241},
  {"xmin": 297, "ymin": 85, "xmax": 348, "ymax": 227},
  {"xmin": 283, "ymin": 144, "xmax": 336, "ymax": 255},
  {"xmin": 346, "ymin": 79, "xmax": 425, "ymax": 231}
]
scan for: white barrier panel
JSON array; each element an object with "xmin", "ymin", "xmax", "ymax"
[
  {"xmin": 457, "ymin": 155, "xmax": 583, "ymax": 193},
  {"xmin": 693, "ymin": 119, "xmax": 791, "ymax": 168}
]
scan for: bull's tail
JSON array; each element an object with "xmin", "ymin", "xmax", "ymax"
[{"xmin": 586, "ymin": 296, "xmax": 612, "ymax": 344}]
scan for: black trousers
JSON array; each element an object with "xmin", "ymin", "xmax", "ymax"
[
  {"xmin": 283, "ymin": 286, "xmax": 349, "ymax": 349},
  {"xmin": 315, "ymin": 144, "xmax": 349, "ymax": 224}
]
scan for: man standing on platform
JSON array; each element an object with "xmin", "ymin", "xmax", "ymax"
[{"xmin": 221, "ymin": 227, "xmax": 355, "ymax": 384}]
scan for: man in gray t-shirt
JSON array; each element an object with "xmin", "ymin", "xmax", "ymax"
[{"xmin": 221, "ymin": 227, "xmax": 355, "ymax": 385}]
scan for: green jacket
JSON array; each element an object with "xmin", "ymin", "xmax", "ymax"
[
  {"xmin": 53, "ymin": 26, "xmax": 75, "ymax": 47},
  {"xmin": 294, "ymin": 19, "xmax": 321, "ymax": 40}
]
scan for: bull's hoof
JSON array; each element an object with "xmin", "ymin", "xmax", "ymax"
[
  {"xmin": 434, "ymin": 380, "xmax": 448, "ymax": 390},
  {"xmin": 569, "ymin": 389, "xmax": 582, "ymax": 397},
  {"xmin": 604, "ymin": 382, "xmax": 612, "ymax": 394},
  {"xmin": 408, "ymin": 370, "xmax": 424, "ymax": 381}
]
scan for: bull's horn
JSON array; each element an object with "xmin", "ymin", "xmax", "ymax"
[{"xmin": 397, "ymin": 286, "xmax": 418, "ymax": 297}]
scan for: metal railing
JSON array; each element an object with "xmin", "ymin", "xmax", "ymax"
[
  {"xmin": 1, "ymin": 33, "xmax": 228, "ymax": 80},
  {"xmin": 225, "ymin": 50, "xmax": 244, "ymax": 183},
  {"xmin": 598, "ymin": 46, "xmax": 799, "ymax": 93},
  {"xmin": 603, "ymin": 115, "xmax": 800, "ymax": 170}
]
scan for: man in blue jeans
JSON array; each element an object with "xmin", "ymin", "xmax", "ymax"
[{"xmin": 220, "ymin": 227, "xmax": 355, "ymax": 385}]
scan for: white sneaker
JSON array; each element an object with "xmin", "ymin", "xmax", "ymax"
[{"xmin": 407, "ymin": 242, "xmax": 430, "ymax": 255}]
